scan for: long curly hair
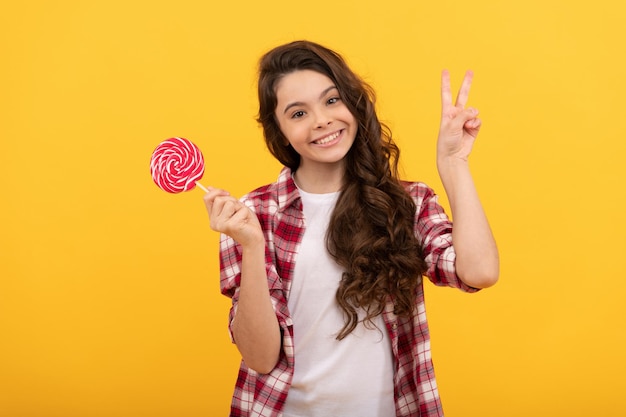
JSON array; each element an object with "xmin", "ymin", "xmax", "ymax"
[{"xmin": 257, "ymin": 40, "xmax": 427, "ymax": 339}]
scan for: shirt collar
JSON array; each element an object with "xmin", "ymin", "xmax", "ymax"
[{"xmin": 276, "ymin": 166, "xmax": 302, "ymax": 212}]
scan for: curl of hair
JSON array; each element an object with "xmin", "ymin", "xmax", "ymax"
[{"xmin": 257, "ymin": 40, "xmax": 427, "ymax": 340}]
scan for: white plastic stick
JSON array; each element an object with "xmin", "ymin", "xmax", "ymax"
[{"xmin": 196, "ymin": 182, "xmax": 209, "ymax": 193}]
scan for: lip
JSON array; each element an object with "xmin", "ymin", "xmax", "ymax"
[{"xmin": 311, "ymin": 129, "xmax": 343, "ymax": 146}]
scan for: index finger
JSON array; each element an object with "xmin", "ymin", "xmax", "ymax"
[
  {"xmin": 441, "ymin": 69, "xmax": 452, "ymax": 109},
  {"xmin": 455, "ymin": 70, "xmax": 474, "ymax": 108},
  {"xmin": 203, "ymin": 187, "xmax": 230, "ymax": 210}
]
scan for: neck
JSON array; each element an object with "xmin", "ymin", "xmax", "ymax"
[{"xmin": 293, "ymin": 162, "xmax": 345, "ymax": 194}]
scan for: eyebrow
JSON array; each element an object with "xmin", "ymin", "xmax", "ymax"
[{"xmin": 282, "ymin": 85, "xmax": 338, "ymax": 115}]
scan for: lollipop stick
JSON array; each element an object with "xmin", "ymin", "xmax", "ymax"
[{"xmin": 196, "ymin": 182, "xmax": 209, "ymax": 193}]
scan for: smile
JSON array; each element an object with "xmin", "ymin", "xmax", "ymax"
[{"xmin": 313, "ymin": 130, "xmax": 342, "ymax": 145}]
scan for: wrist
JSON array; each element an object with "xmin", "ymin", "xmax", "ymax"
[
  {"xmin": 241, "ymin": 236, "xmax": 266, "ymax": 254},
  {"xmin": 437, "ymin": 155, "xmax": 470, "ymax": 175},
  {"xmin": 437, "ymin": 156, "xmax": 474, "ymax": 200}
]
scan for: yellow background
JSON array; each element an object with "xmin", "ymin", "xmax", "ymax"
[{"xmin": 1, "ymin": 1, "xmax": 625, "ymax": 416}]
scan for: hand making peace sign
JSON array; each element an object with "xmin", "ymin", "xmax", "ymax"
[{"xmin": 437, "ymin": 70, "xmax": 482, "ymax": 162}]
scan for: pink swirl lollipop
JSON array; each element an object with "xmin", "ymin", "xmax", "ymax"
[{"xmin": 150, "ymin": 137, "xmax": 208, "ymax": 193}]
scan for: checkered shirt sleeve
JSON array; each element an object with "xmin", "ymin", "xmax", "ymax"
[
  {"xmin": 407, "ymin": 181, "xmax": 479, "ymax": 292},
  {"xmin": 387, "ymin": 182, "xmax": 480, "ymax": 417},
  {"xmin": 219, "ymin": 169, "xmax": 301, "ymax": 416}
]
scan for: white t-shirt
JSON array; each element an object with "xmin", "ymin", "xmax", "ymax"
[{"xmin": 283, "ymin": 187, "xmax": 395, "ymax": 417}]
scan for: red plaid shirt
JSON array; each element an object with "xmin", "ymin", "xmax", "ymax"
[{"xmin": 219, "ymin": 167, "xmax": 478, "ymax": 417}]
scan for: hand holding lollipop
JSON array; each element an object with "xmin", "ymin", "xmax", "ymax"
[
  {"xmin": 150, "ymin": 137, "xmax": 208, "ymax": 193},
  {"xmin": 150, "ymin": 137, "xmax": 262, "ymax": 245}
]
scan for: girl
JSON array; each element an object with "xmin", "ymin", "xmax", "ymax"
[{"xmin": 204, "ymin": 40, "xmax": 498, "ymax": 417}]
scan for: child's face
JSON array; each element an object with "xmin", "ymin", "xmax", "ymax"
[{"xmin": 274, "ymin": 69, "xmax": 357, "ymax": 174}]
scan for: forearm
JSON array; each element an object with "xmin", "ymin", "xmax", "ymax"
[
  {"xmin": 437, "ymin": 157, "xmax": 499, "ymax": 288},
  {"xmin": 231, "ymin": 241, "xmax": 281, "ymax": 374}
]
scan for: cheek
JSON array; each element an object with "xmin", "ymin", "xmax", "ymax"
[
  {"xmin": 274, "ymin": 119, "xmax": 291, "ymax": 146},
  {"xmin": 339, "ymin": 106, "xmax": 357, "ymax": 125},
  {"xmin": 284, "ymin": 124, "xmax": 309, "ymax": 143}
]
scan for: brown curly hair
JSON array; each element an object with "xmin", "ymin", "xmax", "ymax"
[{"xmin": 257, "ymin": 40, "xmax": 427, "ymax": 340}]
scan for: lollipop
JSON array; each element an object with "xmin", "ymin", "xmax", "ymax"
[{"xmin": 150, "ymin": 137, "xmax": 208, "ymax": 193}]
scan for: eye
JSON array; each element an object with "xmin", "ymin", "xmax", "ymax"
[
  {"xmin": 327, "ymin": 97, "xmax": 340, "ymax": 105},
  {"xmin": 291, "ymin": 110, "xmax": 305, "ymax": 119}
]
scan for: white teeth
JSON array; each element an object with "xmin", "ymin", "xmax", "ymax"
[{"xmin": 314, "ymin": 131, "xmax": 340, "ymax": 145}]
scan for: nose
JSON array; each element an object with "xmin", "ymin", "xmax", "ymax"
[{"xmin": 314, "ymin": 109, "xmax": 332, "ymax": 129}]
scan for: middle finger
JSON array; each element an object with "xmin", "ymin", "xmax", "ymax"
[{"xmin": 455, "ymin": 70, "xmax": 474, "ymax": 108}]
